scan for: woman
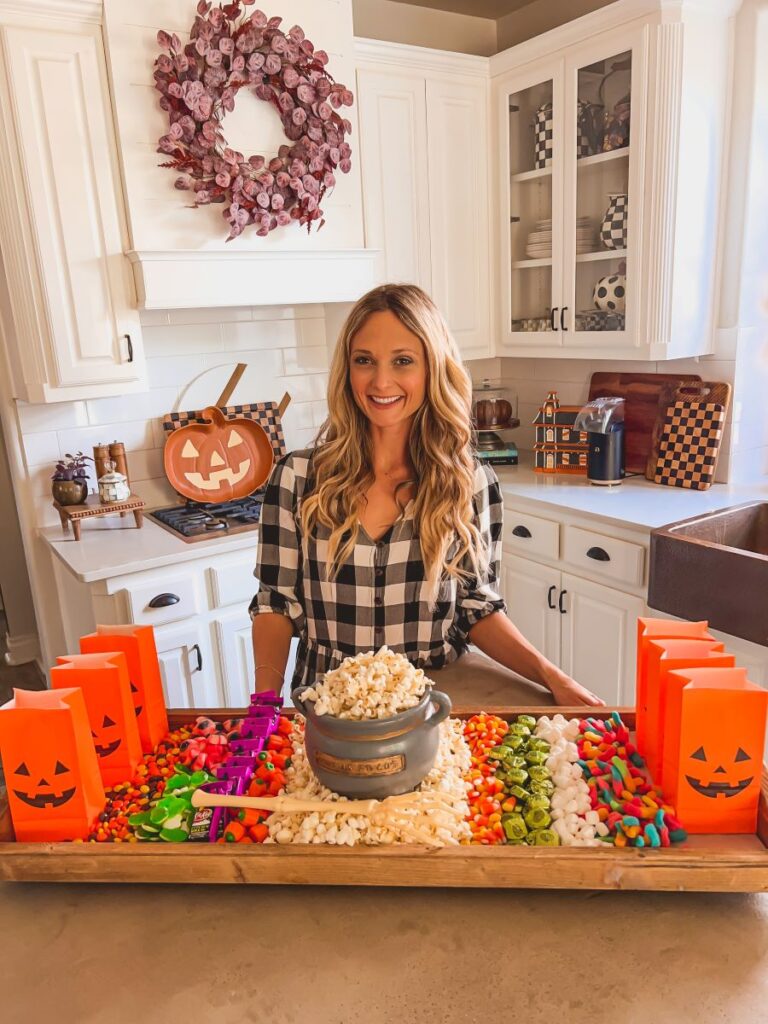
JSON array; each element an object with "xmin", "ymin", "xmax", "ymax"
[{"xmin": 250, "ymin": 284, "xmax": 603, "ymax": 707}]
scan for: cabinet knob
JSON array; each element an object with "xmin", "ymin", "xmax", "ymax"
[
  {"xmin": 190, "ymin": 643, "xmax": 203, "ymax": 673},
  {"xmin": 547, "ymin": 584, "xmax": 557, "ymax": 610},
  {"xmin": 550, "ymin": 307, "xmax": 559, "ymax": 331},
  {"xmin": 147, "ymin": 592, "xmax": 180, "ymax": 608},
  {"xmin": 586, "ymin": 546, "xmax": 611, "ymax": 562},
  {"xmin": 558, "ymin": 589, "xmax": 567, "ymax": 614},
  {"xmin": 512, "ymin": 524, "xmax": 532, "ymax": 539}
]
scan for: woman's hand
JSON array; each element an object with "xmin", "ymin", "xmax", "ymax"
[{"xmin": 542, "ymin": 666, "xmax": 605, "ymax": 707}]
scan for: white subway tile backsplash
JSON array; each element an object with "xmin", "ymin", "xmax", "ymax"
[
  {"xmin": 16, "ymin": 399, "xmax": 89, "ymax": 434},
  {"xmin": 23, "ymin": 431, "xmax": 61, "ymax": 467},
  {"xmin": 127, "ymin": 448, "xmax": 165, "ymax": 482},
  {"xmin": 85, "ymin": 387, "xmax": 180, "ymax": 426},
  {"xmin": 135, "ymin": 475, "xmax": 176, "ymax": 510},
  {"xmin": 166, "ymin": 307, "xmax": 252, "ymax": 325},
  {"xmin": 138, "ymin": 309, "xmax": 170, "ymax": 326},
  {"xmin": 57, "ymin": 420, "xmax": 156, "ymax": 459},
  {"xmin": 220, "ymin": 319, "xmax": 302, "ymax": 351},
  {"xmin": 251, "ymin": 304, "xmax": 325, "ymax": 322},
  {"xmin": 142, "ymin": 323, "xmax": 224, "ymax": 357},
  {"xmin": 531, "ymin": 359, "xmax": 593, "ymax": 383},
  {"xmin": 282, "ymin": 346, "xmax": 329, "ymax": 376},
  {"xmin": 296, "ymin": 318, "xmax": 327, "ymax": 349},
  {"xmin": 311, "ymin": 400, "xmax": 329, "ymax": 427},
  {"xmin": 284, "ymin": 401, "xmax": 317, "ymax": 432}
]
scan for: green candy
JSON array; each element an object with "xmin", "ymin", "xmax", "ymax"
[
  {"xmin": 500, "ymin": 735, "xmax": 525, "ymax": 752},
  {"xmin": 525, "ymin": 750, "xmax": 549, "ymax": 766},
  {"xmin": 506, "ymin": 784, "xmax": 529, "ymax": 802},
  {"xmin": 487, "ymin": 746, "xmax": 507, "ymax": 761},
  {"xmin": 529, "ymin": 781, "xmax": 555, "ymax": 798},
  {"xmin": 525, "ymin": 794, "xmax": 551, "ymax": 812},
  {"xmin": 527, "ymin": 766, "xmax": 551, "ymax": 784},
  {"xmin": 526, "ymin": 739, "xmax": 550, "ymax": 753},
  {"xmin": 507, "ymin": 723, "xmax": 531, "ymax": 738},
  {"xmin": 502, "ymin": 814, "xmax": 529, "ymax": 842},
  {"xmin": 527, "ymin": 828, "xmax": 560, "ymax": 847},
  {"xmin": 516, "ymin": 715, "xmax": 537, "ymax": 730},
  {"xmin": 523, "ymin": 806, "xmax": 552, "ymax": 830},
  {"xmin": 505, "ymin": 767, "xmax": 529, "ymax": 786},
  {"xmin": 504, "ymin": 755, "xmax": 527, "ymax": 770}
]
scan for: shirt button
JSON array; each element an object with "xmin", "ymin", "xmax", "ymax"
[
  {"xmin": 375, "ymin": 567, "xmax": 384, "ymax": 579},
  {"xmin": 374, "ymin": 596, "xmax": 383, "ymax": 607}
]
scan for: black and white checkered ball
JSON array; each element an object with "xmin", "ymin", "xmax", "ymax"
[{"xmin": 593, "ymin": 274, "xmax": 626, "ymax": 312}]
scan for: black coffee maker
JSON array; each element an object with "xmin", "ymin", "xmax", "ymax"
[{"xmin": 574, "ymin": 398, "xmax": 625, "ymax": 486}]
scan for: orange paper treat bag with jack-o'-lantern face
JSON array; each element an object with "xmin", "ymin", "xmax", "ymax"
[
  {"xmin": 79, "ymin": 625, "xmax": 168, "ymax": 752},
  {"xmin": 663, "ymin": 667, "xmax": 768, "ymax": 834},
  {"xmin": 643, "ymin": 638, "xmax": 735, "ymax": 783},
  {"xmin": 0, "ymin": 688, "xmax": 105, "ymax": 841},
  {"xmin": 635, "ymin": 617, "xmax": 711, "ymax": 761},
  {"xmin": 51, "ymin": 652, "xmax": 142, "ymax": 786}
]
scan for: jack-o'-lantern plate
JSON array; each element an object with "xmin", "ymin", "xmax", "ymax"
[{"xmin": 163, "ymin": 405, "xmax": 273, "ymax": 503}]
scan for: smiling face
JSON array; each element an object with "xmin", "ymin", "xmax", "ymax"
[
  {"xmin": 13, "ymin": 758, "xmax": 76, "ymax": 809},
  {"xmin": 164, "ymin": 406, "xmax": 273, "ymax": 503},
  {"xmin": 349, "ymin": 311, "xmax": 427, "ymax": 430},
  {"xmin": 685, "ymin": 744, "xmax": 754, "ymax": 799}
]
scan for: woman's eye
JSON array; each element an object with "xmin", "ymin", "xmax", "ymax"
[
  {"xmin": 353, "ymin": 355, "xmax": 371, "ymax": 365},
  {"xmin": 395, "ymin": 357, "xmax": 413, "ymax": 366}
]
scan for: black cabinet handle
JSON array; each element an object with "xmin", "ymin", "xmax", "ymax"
[
  {"xmin": 190, "ymin": 643, "xmax": 203, "ymax": 673},
  {"xmin": 560, "ymin": 306, "xmax": 568, "ymax": 331},
  {"xmin": 148, "ymin": 592, "xmax": 180, "ymax": 608},
  {"xmin": 512, "ymin": 524, "xmax": 532, "ymax": 539},
  {"xmin": 547, "ymin": 584, "xmax": 556, "ymax": 610},
  {"xmin": 558, "ymin": 589, "xmax": 567, "ymax": 614},
  {"xmin": 125, "ymin": 334, "xmax": 133, "ymax": 362},
  {"xmin": 550, "ymin": 307, "xmax": 559, "ymax": 331},
  {"xmin": 586, "ymin": 546, "xmax": 611, "ymax": 562}
]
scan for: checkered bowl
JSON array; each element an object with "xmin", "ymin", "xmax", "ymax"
[{"xmin": 292, "ymin": 686, "xmax": 452, "ymax": 799}]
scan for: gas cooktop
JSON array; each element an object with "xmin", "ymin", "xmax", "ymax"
[{"xmin": 150, "ymin": 493, "xmax": 264, "ymax": 542}]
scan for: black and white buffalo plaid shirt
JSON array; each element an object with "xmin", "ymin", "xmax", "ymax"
[{"xmin": 250, "ymin": 448, "xmax": 506, "ymax": 691}]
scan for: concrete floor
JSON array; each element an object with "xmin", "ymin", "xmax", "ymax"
[{"xmin": 2, "ymin": 648, "xmax": 767, "ymax": 1022}]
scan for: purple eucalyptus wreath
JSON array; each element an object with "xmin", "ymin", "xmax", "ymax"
[{"xmin": 154, "ymin": 0, "xmax": 354, "ymax": 239}]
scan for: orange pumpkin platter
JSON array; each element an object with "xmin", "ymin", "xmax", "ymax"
[{"xmin": 163, "ymin": 405, "xmax": 274, "ymax": 503}]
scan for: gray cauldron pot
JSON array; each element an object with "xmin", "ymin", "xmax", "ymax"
[{"xmin": 291, "ymin": 686, "xmax": 452, "ymax": 799}]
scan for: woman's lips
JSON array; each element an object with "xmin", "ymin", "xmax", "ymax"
[{"xmin": 368, "ymin": 395, "xmax": 404, "ymax": 407}]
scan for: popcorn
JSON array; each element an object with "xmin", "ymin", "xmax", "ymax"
[
  {"xmin": 264, "ymin": 716, "xmax": 471, "ymax": 846},
  {"xmin": 301, "ymin": 646, "xmax": 430, "ymax": 720}
]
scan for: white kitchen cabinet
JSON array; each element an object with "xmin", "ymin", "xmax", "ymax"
[
  {"xmin": 0, "ymin": 18, "xmax": 145, "ymax": 403},
  {"xmin": 155, "ymin": 621, "xmax": 218, "ymax": 710},
  {"xmin": 213, "ymin": 610, "xmax": 299, "ymax": 708},
  {"xmin": 355, "ymin": 68, "xmax": 432, "ymax": 292},
  {"xmin": 501, "ymin": 554, "xmax": 561, "ymax": 666},
  {"xmin": 355, "ymin": 41, "xmax": 491, "ymax": 362},
  {"xmin": 492, "ymin": 1, "xmax": 735, "ymax": 360},
  {"xmin": 559, "ymin": 572, "xmax": 644, "ymax": 705}
]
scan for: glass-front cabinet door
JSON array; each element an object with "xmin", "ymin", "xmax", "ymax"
[
  {"xmin": 562, "ymin": 30, "xmax": 645, "ymax": 346},
  {"xmin": 502, "ymin": 63, "xmax": 564, "ymax": 347}
]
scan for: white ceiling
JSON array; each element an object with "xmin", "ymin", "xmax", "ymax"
[{"xmin": 391, "ymin": 0, "xmax": 534, "ymax": 20}]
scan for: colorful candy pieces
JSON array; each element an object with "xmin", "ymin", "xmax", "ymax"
[
  {"xmin": 128, "ymin": 767, "xmax": 214, "ymax": 842},
  {"xmin": 577, "ymin": 712, "xmax": 687, "ymax": 848}
]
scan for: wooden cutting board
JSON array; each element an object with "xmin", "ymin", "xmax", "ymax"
[
  {"xmin": 645, "ymin": 380, "xmax": 732, "ymax": 487},
  {"xmin": 588, "ymin": 371, "xmax": 702, "ymax": 475}
]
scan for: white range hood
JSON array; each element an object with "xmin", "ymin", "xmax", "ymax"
[
  {"xmin": 128, "ymin": 248, "xmax": 381, "ymax": 309},
  {"xmin": 104, "ymin": 0, "xmax": 378, "ymax": 309}
]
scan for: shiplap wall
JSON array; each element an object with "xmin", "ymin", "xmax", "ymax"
[{"xmin": 103, "ymin": 0, "xmax": 365, "ymax": 252}]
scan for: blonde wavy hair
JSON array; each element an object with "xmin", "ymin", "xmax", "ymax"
[{"xmin": 300, "ymin": 284, "xmax": 488, "ymax": 605}]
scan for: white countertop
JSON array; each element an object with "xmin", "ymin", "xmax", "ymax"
[
  {"xmin": 42, "ymin": 515, "xmax": 258, "ymax": 584},
  {"xmin": 495, "ymin": 452, "xmax": 768, "ymax": 531},
  {"xmin": 41, "ymin": 452, "xmax": 768, "ymax": 584}
]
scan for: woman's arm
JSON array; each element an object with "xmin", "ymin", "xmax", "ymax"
[
  {"xmin": 252, "ymin": 612, "xmax": 295, "ymax": 694},
  {"xmin": 468, "ymin": 611, "xmax": 604, "ymax": 706}
]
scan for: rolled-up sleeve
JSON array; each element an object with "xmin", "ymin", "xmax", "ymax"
[
  {"xmin": 453, "ymin": 463, "xmax": 507, "ymax": 640},
  {"xmin": 249, "ymin": 454, "xmax": 306, "ymax": 634}
]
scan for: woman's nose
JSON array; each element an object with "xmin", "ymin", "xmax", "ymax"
[{"xmin": 372, "ymin": 364, "xmax": 394, "ymax": 389}]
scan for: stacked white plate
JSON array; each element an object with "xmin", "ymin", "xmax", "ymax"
[{"xmin": 524, "ymin": 218, "xmax": 597, "ymax": 258}]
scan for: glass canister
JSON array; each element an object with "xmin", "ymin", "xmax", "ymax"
[
  {"xmin": 472, "ymin": 379, "xmax": 519, "ymax": 430},
  {"xmin": 98, "ymin": 460, "xmax": 130, "ymax": 504}
]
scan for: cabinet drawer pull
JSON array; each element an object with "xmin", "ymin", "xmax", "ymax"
[
  {"xmin": 550, "ymin": 307, "xmax": 559, "ymax": 331},
  {"xmin": 190, "ymin": 643, "xmax": 203, "ymax": 673},
  {"xmin": 558, "ymin": 589, "xmax": 567, "ymax": 614},
  {"xmin": 586, "ymin": 546, "xmax": 611, "ymax": 562},
  {"xmin": 560, "ymin": 306, "xmax": 568, "ymax": 331},
  {"xmin": 147, "ymin": 592, "xmax": 180, "ymax": 608},
  {"xmin": 512, "ymin": 524, "xmax": 532, "ymax": 539},
  {"xmin": 125, "ymin": 333, "xmax": 133, "ymax": 362},
  {"xmin": 547, "ymin": 584, "xmax": 556, "ymax": 610}
]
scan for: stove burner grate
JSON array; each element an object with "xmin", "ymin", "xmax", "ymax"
[{"xmin": 150, "ymin": 493, "xmax": 264, "ymax": 539}]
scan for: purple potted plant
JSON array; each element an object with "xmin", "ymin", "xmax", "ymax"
[{"xmin": 51, "ymin": 452, "xmax": 91, "ymax": 506}]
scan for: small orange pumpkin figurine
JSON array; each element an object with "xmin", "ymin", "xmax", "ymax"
[{"xmin": 163, "ymin": 405, "xmax": 273, "ymax": 503}]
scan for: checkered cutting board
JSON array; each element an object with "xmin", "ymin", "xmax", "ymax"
[{"xmin": 652, "ymin": 400, "xmax": 725, "ymax": 490}]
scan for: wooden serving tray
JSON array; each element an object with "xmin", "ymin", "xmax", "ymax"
[{"xmin": 2, "ymin": 707, "xmax": 767, "ymax": 891}]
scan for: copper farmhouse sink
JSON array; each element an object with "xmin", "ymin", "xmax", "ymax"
[{"xmin": 649, "ymin": 502, "xmax": 768, "ymax": 647}]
